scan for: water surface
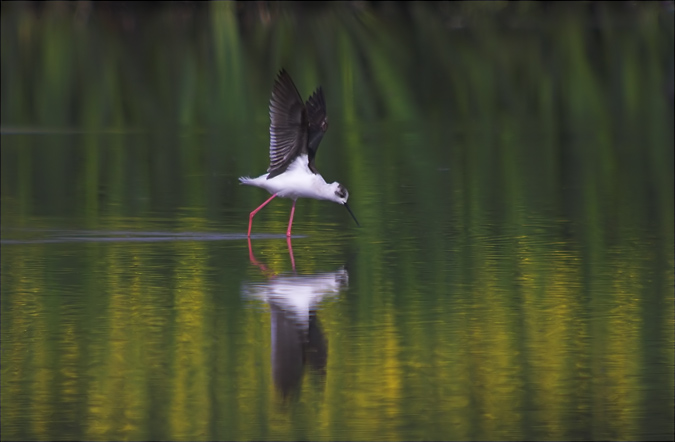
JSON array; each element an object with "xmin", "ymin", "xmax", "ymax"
[{"xmin": 2, "ymin": 3, "xmax": 673, "ymax": 441}]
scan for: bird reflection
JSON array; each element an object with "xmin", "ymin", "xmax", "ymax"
[{"xmin": 243, "ymin": 237, "xmax": 348, "ymax": 399}]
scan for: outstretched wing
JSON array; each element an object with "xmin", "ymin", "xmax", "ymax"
[
  {"xmin": 305, "ymin": 87, "xmax": 328, "ymax": 174},
  {"xmin": 267, "ymin": 69, "xmax": 308, "ymax": 179}
]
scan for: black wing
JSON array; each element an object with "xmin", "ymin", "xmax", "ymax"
[
  {"xmin": 267, "ymin": 69, "xmax": 308, "ymax": 179},
  {"xmin": 305, "ymin": 87, "xmax": 328, "ymax": 174}
]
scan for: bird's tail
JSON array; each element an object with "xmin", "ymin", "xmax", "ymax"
[{"xmin": 239, "ymin": 176, "xmax": 254, "ymax": 185}]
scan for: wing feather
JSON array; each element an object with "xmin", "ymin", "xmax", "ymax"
[
  {"xmin": 305, "ymin": 87, "xmax": 328, "ymax": 174},
  {"xmin": 267, "ymin": 69, "xmax": 308, "ymax": 179}
]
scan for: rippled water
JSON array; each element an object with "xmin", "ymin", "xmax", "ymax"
[
  {"xmin": 2, "ymin": 135, "xmax": 672, "ymax": 440},
  {"xmin": 2, "ymin": 2, "xmax": 674, "ymax": 441}
]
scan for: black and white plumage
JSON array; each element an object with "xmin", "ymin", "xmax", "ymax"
[{"xmin": 239, "ymin": 69, "xmax": 359, "ymax": 237}]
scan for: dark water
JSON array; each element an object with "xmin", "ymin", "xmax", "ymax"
[{"xmin": 2, "ymin": 3, "xmax": 673, "ymax": 441}]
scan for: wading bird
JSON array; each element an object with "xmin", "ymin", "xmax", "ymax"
[{"xmin": 239, "ymin": 69, "xmax": 359, "ymax": 237}]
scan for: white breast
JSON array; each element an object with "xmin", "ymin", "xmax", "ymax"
[{"xmin": 263, "ymin": 156, "xmax": 331, "ymax": 200}]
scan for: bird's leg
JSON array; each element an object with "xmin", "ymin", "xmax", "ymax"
[
  {"xmin": 286, "ymin": 236, "xmax": 296, "ymax": 271},
  {"xmin": 247, "ymin": 236, "xmax": 266, "ymax": 270},
  {"xmin": 248, "ymin": 237, "xmax": 279, "ymax": 277},
  {"xmin": 286, "ymin": 200, "xmax": 297, "ymax": 237},
  {"xmin": 248, "ymin": 193, "xmax": 278, "ymax": 237}
]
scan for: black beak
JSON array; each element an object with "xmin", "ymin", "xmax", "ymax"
[{"xmin": 343, "ymin": 203, "xmax": 360, "ymax": 227}]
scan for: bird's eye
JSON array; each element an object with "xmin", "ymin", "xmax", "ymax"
[{"xmin": 336, "ymin": 184, "xmax": 348, "ymax": 199}]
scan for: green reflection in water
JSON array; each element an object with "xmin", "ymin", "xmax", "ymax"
[{"xmin": 1, "ymin": 2, "xmax": 673, "ymax": 441}]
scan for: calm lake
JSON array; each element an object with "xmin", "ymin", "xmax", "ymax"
[{"xmin": 1, "ymin": 2, "xmax": 673, "ymax": 441}]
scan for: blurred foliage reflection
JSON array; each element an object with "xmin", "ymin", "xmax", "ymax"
[{"xmin": 1, "ymin": 2, "xmax": 674, "ymax": 441}]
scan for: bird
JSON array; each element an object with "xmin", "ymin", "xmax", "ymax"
[
  {"xmin": 242, "ymin": 262, "xmax": 348, "ymax": 397},
  {"xmin": 239, "ymin": 69, "xmax": 360, "ymax": 237}
]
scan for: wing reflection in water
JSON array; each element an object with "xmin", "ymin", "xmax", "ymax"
[{"xmin": 243, "ymin": 238, "xmax": 348, "ymax": 399}]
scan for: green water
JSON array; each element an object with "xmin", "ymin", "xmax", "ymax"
[{"xmin": 1, "ymin": 2, "xmax": 673, "ymax": 441}]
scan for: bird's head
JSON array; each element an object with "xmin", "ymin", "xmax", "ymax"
[{"xmin": 329, "ymin": 182, "xmax": 359, "ymax": 226}]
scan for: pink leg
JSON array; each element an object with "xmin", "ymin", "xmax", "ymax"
[
  {"xmin": 248, "ymin": 236, "xmax": 266, "ymax": 270},
  {"xmin": 248, "ymin": 193, "xmax": 278, "ymax": 237},
  {"xmin": 286, "ymin": 200, "xmax": 297, "ymax": 237},
  {"xmin": 286, "ymin": 236, "xmax": 296, "ymax": 271},
  {"xmin": 248, "ymin": 237, "xmax": 278, "ymax": 278}
]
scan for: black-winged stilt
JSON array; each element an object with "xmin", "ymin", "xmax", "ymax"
[{"xmin": 239, "ymin": 69, "xmax": 359, "ymax": 237}]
